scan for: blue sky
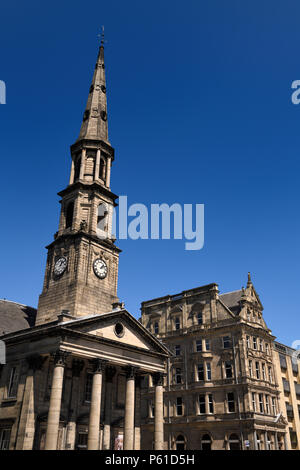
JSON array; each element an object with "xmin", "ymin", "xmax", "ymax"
[{"xmin": 0, "ymin": 0, "xmax": 299, "ymax": 346}]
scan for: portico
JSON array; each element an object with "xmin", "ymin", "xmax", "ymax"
[{"xmin": 2, "ymin": 308, "xmax": 168, "ymax": 451}]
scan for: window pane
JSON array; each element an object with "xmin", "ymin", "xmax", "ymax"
[
  {"xmin": 0, "ymin": 429, "xmax": 11, "ymax": 450},
  {"xmin": 199, "ymin": 395, "xmax": 206, "ymax": 414},
  {"xmin": 223, "ymin": 336, "xmax": 231, "ymax": 349},
  {"xmin": 197, "ymin": 363, "xmax": 204, "ymax": 381},
  {"xmin": 85, "ymin": 373, "xmax": 93, "ymax": 402},
  {"xmin": 206, "ymin": 363, "xmax": 211, "ymax": 381}
]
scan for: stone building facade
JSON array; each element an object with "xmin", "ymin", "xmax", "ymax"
[
  {"xmin": 140, "ymin": 275, "xmax": 300, "ymax": 450},
  {"xmin": 0, "ymin": 38, "xmax": 299, "ymax": 452},
  {"xmin": 273, "ymin": 342, "xmax": 300, "ymax": 449},
  {"xmin": 0, "ymin": 39, "xmax": 169, "ymax": 450}
]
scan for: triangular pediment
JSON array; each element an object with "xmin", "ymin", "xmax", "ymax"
[{"xmin": 61, "ymin": 309, "xmax": 169, "ymax": 355}]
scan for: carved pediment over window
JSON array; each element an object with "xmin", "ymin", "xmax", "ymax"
[
  {"xmin": 169, "ymin": 304, "xmax": 183, "ymax": 316},
  {"xmin": 189, "ymin": 301, "xmax": 205, "ymax": 319},
  {"xmin": 275, "ymin": 412, "xmax": 288, "ymax": 426}
]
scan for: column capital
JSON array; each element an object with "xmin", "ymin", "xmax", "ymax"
[
  {"xmin": 52, "ymin": 350, "xmax": 69, "ymax": 367},
  {"xmin": 91, "ymin": 358, "xmax": 107, "ymax": 374},
  {"xmin": 72, "ymin": 358, "xmax": 84, "ymax": 377},
  {"xmin": 124, "ymin": 366, "xmax": 139, "ymax": 379},
  {"xmin": 105, "ymin": 365, "xmax": 116, "ymax": 382},
  {"xmin": 152, "ymin": 372, "xmax": 165, "ymax": 386}
]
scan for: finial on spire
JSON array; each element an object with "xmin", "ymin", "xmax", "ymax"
[
  {"xmin": 247, "ymin": 272, "xmax": 252, "ymax": 287},
  {"xmin": 98, "ymin": 26, "xmax": 105, "ymax": 47}
]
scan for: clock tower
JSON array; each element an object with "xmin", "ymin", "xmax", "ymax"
[{"xmin": 36, "ymin": 38, "xmax": 121, "ymax": 325}]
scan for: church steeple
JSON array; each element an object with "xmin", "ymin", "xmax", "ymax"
[
  {"xmin": 36, "ymin": 38, "xmax": 120, "ymax": 325},
  {"xmin": 78, "ymin": 34, "xmax": 109, "ymax": 143}
]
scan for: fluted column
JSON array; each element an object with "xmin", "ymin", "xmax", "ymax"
[
  {"xmin": 45, "ymin": 351, "xmax": 68, "ymax": 450},
  {"xmin": 124, "ymin": 367, "xmax": 137, "ymax": 450},
  {"xmin": 103, "ymin": 366, "xmax": 116, "ymax": 449},
  {"xmin": 153, "ymin": 372, "xmax": 164, "ymax": 450},
  {"xmin": 65, "ymin": 359, "xmax": 84, "ymax": 450},
  {"xmin": 87, "ymin": 359, "xmax": 106, "ymax": 450},
  {"xmin": 134, "ymin": 376, "xmax": 142, "ymax": 450}
]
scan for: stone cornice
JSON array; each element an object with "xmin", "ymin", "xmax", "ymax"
[
  {"xmin": 57, "ymin": 180, "xmax": 118, "ymax": 202},
  {"xmin": 45, "ymin": 230, "xmax": 122, "ymax": 254},
  {"xmin": 70, "ymin": 138, "xmax": 115, "ymax": 161}
]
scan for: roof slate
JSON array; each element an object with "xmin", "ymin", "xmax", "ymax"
[{"xmin": 0, "ymin": 300, "xmax": 36, "ymax": 336}]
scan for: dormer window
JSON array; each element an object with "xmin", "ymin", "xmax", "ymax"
[
  {"xmin": 197, "ymin": 312, "xmax": 203, "ymax": 325},
  {"xmin": 175, "ymin": 317, "xmax": 180, "ymax": 330},
  {"xmin": 154, "ymin": 321, "xmax": 159, "ymax": 335}
]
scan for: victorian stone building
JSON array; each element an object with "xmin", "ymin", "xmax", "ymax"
[
  {"xmin": 0, "ymin": 40, "xmax": 169, "ymax": 450},
  {"xmin": 140, "ymin": 275, "xmax": 300, "ymax": 450},
  {"xmin": 0, "ymin": 40, "xmax": 299, "ymax": 452}
]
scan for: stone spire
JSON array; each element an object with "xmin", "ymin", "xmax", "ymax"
[{"xmin": 78, "ymin": 35, "xmax": 109, "ymax": 142}]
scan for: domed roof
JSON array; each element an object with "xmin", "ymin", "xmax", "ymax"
[{"xmin": 0, "ymin": 299, "xmax": 36, "ymax": 336}]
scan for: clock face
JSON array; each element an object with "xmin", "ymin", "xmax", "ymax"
[
  {"xmin": 93, "ymin": 258, "xmax": 108, "ymax": 279},
  {"xmin": 54, "ymin": 257, "xmax": 67, "ymax": 277}
]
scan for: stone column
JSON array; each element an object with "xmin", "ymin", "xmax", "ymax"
[
  {"xmin": 283, "ymin": 432, "xmax": 288, "ymax": 450},
  {"xmin": 69, "ymin": 159, "xmax": 75, "ymax": 185},
  {"xmin": 87, "ymin": 359, "xmax": 106, "ymax": 450},
  {"xmin": 106, "ymin": 157, "xmax": 111, "ymax": 188},
  {"xmin": 134, "ymin": 376, "xmax": 142, "ymax": 450},
  {"xmin": 16, "ymin": 355, "xmax": 45, "ymax": 450},
  {"xmin": 124, "ymin": 367, "xmax": 136, "ymax": 450},
  {"xmin": 253, "ymin": 430, "xmax": 258, "ymax": 450},
  {"xmin": 103, "ymin": 366, "xmax": 116, "ymax": 450},
  {"xmin": 65, "ymin": 359, "xmax": 84, "ymax": 450},
  {"xmin": 79, "ymin": 148, "xmax": 86, "ymax": 180},
  {"xmin": 153, "ymin": 372, "xmax": 164, "ymax": 450},
  {"xmin": 45, "ymin": 351, "xmax": 68, "ymax": 450},
  {"xmin": 264, "ymin": 431, "xmax": 268, "ymax": 450},
  {"xmin": 274, "ymin": 432, "xmax": 279, "ymax": 450},
  {"xmin": 94, "ymin": 149, "xmax": 101, "ymax": 180}
]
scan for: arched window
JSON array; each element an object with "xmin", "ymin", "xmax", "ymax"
[
  {"xmin": 65, "ymin": 202, "xmax": 74, "ymax": 228},
  {"xmin": 99, "ymin": 158, "xmax": 106, "ymax": 180},
  {"xmin": 74, "ymin": 157, "xmax": 81, "ymax": 182},
  {"xmin": 201, "ymin": 434, "xmax": 212, "ymax": 451},
  {"xmin": 228, "ymin": 433, "xmax": 240, "ymax": 450},
  {"xmin": 175, "ymin": 435, "xmax": 186, "ymax": 450}
]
